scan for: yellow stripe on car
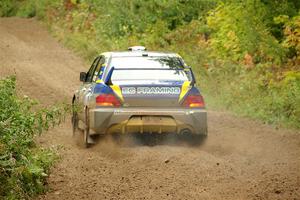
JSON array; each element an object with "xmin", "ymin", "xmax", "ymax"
[
  {"xmin": 110, "ymin": 85, "xmax": 124, "ymax": 102},
  {"xmin": 179, "ymin": 81, "xmax": 191, "ymax": 102}
]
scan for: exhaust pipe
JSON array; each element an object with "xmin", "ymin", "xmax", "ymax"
[{"xmin": 179, "ymin": 128, "xmax": 192, "ymax": 135}]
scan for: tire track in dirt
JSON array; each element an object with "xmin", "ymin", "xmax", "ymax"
[{"xmin": 1, "ymin": 18, "xmax": 300, "ymax": 200}]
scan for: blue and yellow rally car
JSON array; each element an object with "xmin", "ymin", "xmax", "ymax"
[{"xmin": 72, "ymin": 46, "xmax": 207, "ymax": 147}]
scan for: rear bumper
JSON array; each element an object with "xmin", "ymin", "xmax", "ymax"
[{"xmin": 89, "ymin": 107, "xmax": 207, "ymax": 135}]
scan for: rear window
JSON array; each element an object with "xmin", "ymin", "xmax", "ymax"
[
  {"xmin": 111, "ymin": 69, "xmax": 189, "ymax": 82},
  {"xmin": 109, "ymin": 56, "xmax": 184, "ymax": 69}
]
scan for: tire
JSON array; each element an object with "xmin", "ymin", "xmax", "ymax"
[
  {"xmin": 71, "ymin": 105, "xmax": 78, "ymax": 136},
  {"xmin": 82, "ymin": 107, "xmax": 90, "ymax": 148},
  {"xmin": 73, "ymin": 106, "xmax": 90, "ymax": 148}
]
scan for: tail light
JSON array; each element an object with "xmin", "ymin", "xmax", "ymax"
[
  {"xmin": 182, "ymin": 94, "xmax": 205, "ymax": 108},
  {"xmin": 96, "ymin": 94, "xmax": 121, "ymax": 107}
]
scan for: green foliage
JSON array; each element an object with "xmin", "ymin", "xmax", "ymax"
[
  {"xmin": 277, "ymin": 13, "xmax": 300, "ymax": 60},
  {"xmin": 0, "ymin": 0, "xmax": 18, "ymax": 17},
  {"xmin": 207, "ymin": 1, "xmax": 286, "ymax": 64},
  {"xmin": 205, "ymin": 63, "xmax": 300, "ymax": 128},
  {"xmin": 0, "ymin": 77, "xmax": 68, "ymax": 199},
  {"xmin": 16, "ymin": 0, "xmax": 36, "ymax": 18},
  {"xmin": 88, "ymin": 0, "xmax": 217, "ymax": 38},
  {"xmin": 0, "ymin": 0, "xmax": 63, "ymax": 18}
]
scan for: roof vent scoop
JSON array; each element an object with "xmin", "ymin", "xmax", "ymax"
[{"xmin": 128, "ymin": 46, "xmax": 147, "ymax": 51}]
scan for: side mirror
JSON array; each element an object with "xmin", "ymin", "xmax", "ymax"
[{"xmin": 80, "ymin": 72, "xmax": 87, "ymax": 82}]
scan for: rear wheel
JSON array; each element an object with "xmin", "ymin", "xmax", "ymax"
[
  {"xmin": 82, "ymin": 107, "xmax": 90, "ymax": 148},
  {"xmin": 71, "ymin": 104, "xmax": 78, "ymax": 136},
  {"xmin": 74, "ymin": 107, "xmax": 90, "ymax": 148}
]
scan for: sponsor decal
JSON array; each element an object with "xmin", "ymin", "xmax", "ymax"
[{"xmin": 122, "ymin": 87, "xmax": 180, "ymax": 95}]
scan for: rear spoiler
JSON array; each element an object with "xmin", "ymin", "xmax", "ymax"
[{"xmin": 104, "ymin": 67, "xmax": 196, "ymax": 86}]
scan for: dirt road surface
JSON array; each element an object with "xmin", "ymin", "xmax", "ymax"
[{"xmin": 1, "ymin": 18, "xmax": 300, "ymax": 200}]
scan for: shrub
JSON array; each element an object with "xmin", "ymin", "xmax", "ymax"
[
  {"xmin": 0, "ymin": 76, "xmax": 68, "ymax": 199},
  {"xmin": 276, "ymin": 13, "xmax": 300, "ymax": 61},
  {"xmin": 16, "ymin": 0, "xmax": 36, "ymax": 18},
  {"xmin": 207, "ymin": 1, "xmax": 286, "ymax": 64},
  {"xmin": 0, "ymin": 0, "xmax": 18, "ymax": 17}
]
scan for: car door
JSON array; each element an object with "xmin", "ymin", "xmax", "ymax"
[
  {"xmin": 78, "ymin": 56, "xmax": 107, "ymax": 120},
  {"xmin": 78, "ymin": 57, "xmax": 100, "ymax": 120}
]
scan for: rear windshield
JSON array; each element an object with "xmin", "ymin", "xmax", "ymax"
[
  {"xmin": 111, "ymin": 69, "xmax": 189, "ymax": 82},
  {"xmin": 110, "ymin": 56, "xmax": 184, "ymax": 69}
]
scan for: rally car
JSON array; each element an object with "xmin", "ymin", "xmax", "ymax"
[{"xmin": 72, "ymin": 46, "xmax": 207, "ymax": 147}]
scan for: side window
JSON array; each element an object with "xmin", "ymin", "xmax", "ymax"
[
  {"xmin": 92, "ymin": 57, "xmax": 106, "ymax": 82},
  {"xmin": 86, "ymin": 57, "xmax": 100, "ymax": 82}
]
